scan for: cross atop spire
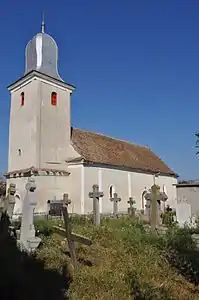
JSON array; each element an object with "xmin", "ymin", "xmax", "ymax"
[{"xmin": 41, "ymin": 11, "xmax": 45, "ymax": 33}]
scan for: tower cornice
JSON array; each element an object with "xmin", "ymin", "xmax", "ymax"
[{"xmin": 8, "ymin": 70, "xmax": 76, "ymax": 93}]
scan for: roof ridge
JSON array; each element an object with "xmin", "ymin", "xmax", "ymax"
[{"xmin": 72, "ymin": 127, "xmax": 150, "ymax": 149}]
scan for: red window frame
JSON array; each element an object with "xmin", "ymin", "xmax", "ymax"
[
  {"xmin": 21, "ymin": 92, "xmax": 24, "ymax": 106},
  {"xmin": 51, "ymin": 92, "xmax": 57, "ymax": 106}
]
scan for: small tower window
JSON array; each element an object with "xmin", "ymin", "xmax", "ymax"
[
  {"xmin": 51, "ymin": 92, "xmax": 57, "ymax": 106},
  {"xmin": 21, "ymin": 92, "xmax": 24, "ymax": 106}
]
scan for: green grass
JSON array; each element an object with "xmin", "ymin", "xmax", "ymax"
[{"xmin": 35, "ymin": 216, "xmax": 199, "ymax": 299}]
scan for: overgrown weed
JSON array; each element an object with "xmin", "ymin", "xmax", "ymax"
[{"xmin": 35, "ymin": 217, "xmax": 199, "ymax": 299}]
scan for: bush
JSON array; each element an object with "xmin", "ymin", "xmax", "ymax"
[
  {"xmin": 34, "ymin": 219, "xmax": 54, "ymax": 237},
  {"xmin": 160, "ymin": 205, "xmax": 176, "ymax": 227}
]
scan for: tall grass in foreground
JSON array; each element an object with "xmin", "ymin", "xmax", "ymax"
[{"xmin": 36, "ymin": 217, "xmax": 199, "ymax": 299}]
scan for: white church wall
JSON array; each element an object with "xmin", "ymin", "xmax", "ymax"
[
  {"xmin": 83, "ymin": 165, "xmax": 177, "ymax": 214},
  {"xmin": 67, "ymin": 165, "xmax": 83, "ymax": 214},
  {"xmin": 7, "ymin": 175, "xmax": 70, "ymax": 215},
  {"xmin": 84, "ymin": 166, "xmax": 99, "ymax": 213}
]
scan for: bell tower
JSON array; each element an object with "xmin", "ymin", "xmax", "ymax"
[{"xmin": 7, "ymin": 21, "xmax": 75, "ymax": 173}]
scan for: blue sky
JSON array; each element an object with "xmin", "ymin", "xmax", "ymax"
[{"xmin": 0, "ymin": 0, "xmax": 199, "ymax": 179}]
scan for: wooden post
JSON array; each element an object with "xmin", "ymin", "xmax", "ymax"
[
  {"xmin": 110, "ymin": 193, "xmax": 121, "ymax": 217},
  {"xmin": 89, "ymin": 184, "xmax": 104, "ymax": 226},
  {"xmin": 62, "ymin": 193, "xmax": 77, "ymax": 267}
]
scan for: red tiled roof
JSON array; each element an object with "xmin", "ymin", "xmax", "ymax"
[{"xmin": 70, "ymin": 128, "xmax": 177, "ymax": 176}]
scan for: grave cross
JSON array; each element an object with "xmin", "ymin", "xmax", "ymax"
[
  {"xmin": 62, "ymin": 193, "xmax": 77, "ymax": 267},
  {"xmin": 19, "ymin": 178, "xmax": 41, "ymax": 252},
  {"xmin": 127, "ymin": 197, "xmax": 136, "ymax": 217},
  {"xmin": 110, "ymin": 193, "xmax": 121, "ymax": 217},
  {"xmin": 89, "ymin": 184, "xmax": 104, "ymax": 226},
  {"xmin": 61, "ymin": 193, "xmax": 92, "ymax": 268},
  {"xmin": 63, "ymin": 193, "xmax": 71, "ymax": 206},
  {"xmin": 4, "ymin": 183, "xmax": 16, "ymax": 219}
]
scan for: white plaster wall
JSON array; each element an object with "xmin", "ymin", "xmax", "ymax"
[
  {"xmin": 67, "ymin": 165, "xmax": 83, "ymax": 214},
  {"xmin": 39, "ymin": 81, "xmax": 71, "ymax": 167},
  {"xmin": 7, "ymin": 175, "xmax": 70, "ymax": 214},
  {"xmin": 83, "ymin": 166, "xmax": 177, "ymax": 214},
  {"xmin": 8, "ymin": 79, "xmax": 38, "ymax": 171},
  {"xmin": 84, "ymin": 166, "xmax": 98, "ymax": 213},
  {"xmin": 176, "ymin": 186, "xmax": 199, "ymax": 216},
  {"xmin": 8, "ymin": 76, "xmax": 79, "ymax": 173},
  {"xmin": 7, "ymin": 165, "xmax": 177, "ymax": 216}
]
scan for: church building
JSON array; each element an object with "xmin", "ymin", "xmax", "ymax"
[{"xmin": 5, "ymin": 22, "xmax": 178, "ymax": 215}]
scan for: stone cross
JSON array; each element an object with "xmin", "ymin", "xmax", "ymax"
[
  {"xmin": 151, "ymin": 184, "xmax": 157, "ymax": 230},
  {"xmin": 19, "ymin": 178, "xmax": 41, "ymax": 252},
  {"xmin": 127, "ymin": 197, "xmax": 136, "ymax": 216},
  {"xmin": 89, "ymin": 184, "xmax": 104, "ymax": 226},
  {"xmin": 63, "ymin": 193, "xmax": 71, "ymax": 206},
  {"xmin": 144, "ymin": 184, "xmax": 168, "ymax": 230},
  {"xmin": 110, "ymin": 192, "xmax": 121, "ymax": 217},
  {"xmin": 4, "ymin": 183, "xmax": 16, "ymax": 220}
]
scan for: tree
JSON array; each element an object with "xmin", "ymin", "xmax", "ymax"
[
  {"xmin": 195, "ymin": 133, "xmax": 199, "ymax": 154},
  {"xmin": 0, "ymin": 181, "xmax": 6, "ymax": 196}
]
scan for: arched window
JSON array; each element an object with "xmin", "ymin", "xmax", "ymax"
[
  {"xmin": 51, "ymin": 92, "xmax": 57, "ymax": 106},
  {"xmin": 141, "ymin": 190, "xmax": 148, "ymax": 211},
  {"xmin": 109, "ymin": 185, "xmax": 115, "ymax": 199},
  {"xmin": 163, "ymin": 184, "xmax": 167, "ymax": 195},
  {"xmin": 21, "ymin": 92, "xmax": 24, "ymax": 106}
]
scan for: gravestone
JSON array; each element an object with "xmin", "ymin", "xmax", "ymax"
[
  {"xmin": 19, "ymin": 178, "xmax": 41, "ymax": 252},
  {"xmin": 47, "ymin": 198, "xmax": 63, "ymax": 218},
  {"xmin": 176, "ymin": 202, "xmax": 192, "ymax": 228},
  {"xmin": 2, "ymin": 183, "xmax": 16, "ymax": 220},
  {"xmin": 89, "ymin": 184, "xmax": 104, "ymax": 226},
  {"xmin": 127, "ymin": 197, "xmax": 136, "ymax": 216},
  {"xmin": 6, "ymin": 183, "xmax": 16, "ymax": 219},
  {"xmin": 144, "ymin": 185, "xmax": 168, "ymax": 229},
  {"xmin": 57, "ymin": 193, "xmax": 92, "ymax": 268},
  {"xmin": 110, "ymin": 193, "xmax": 121, "ymax": 217}
]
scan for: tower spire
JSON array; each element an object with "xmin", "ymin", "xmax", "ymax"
[{"xmin": 41, "ymin": 11, "xmax": 45, "ymax": 33}]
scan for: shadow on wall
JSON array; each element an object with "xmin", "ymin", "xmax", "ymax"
[{"xmin": 0, "ymin": 213, "xmax": 71, "ymax": 300}]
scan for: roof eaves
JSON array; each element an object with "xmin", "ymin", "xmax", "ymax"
[{"xmin": 83, "ymin": 160, "xmax": 177, "ymax": 177}]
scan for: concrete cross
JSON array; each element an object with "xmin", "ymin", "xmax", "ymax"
[
  {"xmin": 5, "ymin": 183, "xmax": 16, "ymax": 219},
  {"xmin": 127, "ymin": 197, "xmax": 136, "ymax": 216},
  {"xmin": 150, "ymin": 184, "xmax": 161, "ymax": 230},
  {"xmin": 89, "ymin": 184, "xmax": 104, "ymax": 226},
  {"xmin": 110, "ymin": 192, "xmax": 121, "ymax": 217},
  {"xmin": 63, "ymin": 193, "xmax": 71, "ymax": 206},
  {"xmin": 19, "ymin": 178, "xmax": 41, "ymax": 252}
]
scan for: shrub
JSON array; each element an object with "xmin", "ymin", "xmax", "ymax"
[
  {"xmin": 160, "ymin": 205, "xmax": 176, "ymax": 227},
  {"xmin": 34, "ymin": 219, "xmax": 54, "ymax": 237}
]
